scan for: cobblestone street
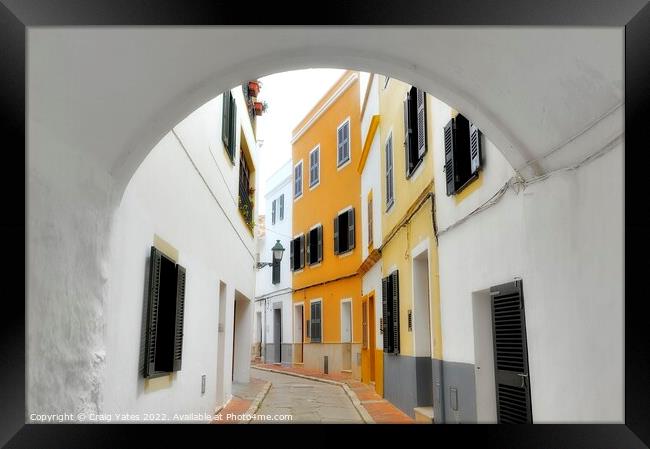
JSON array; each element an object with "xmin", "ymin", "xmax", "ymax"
[{"xmin": 251, "ymin": 368, "xmax": 364, "ymax": 423}]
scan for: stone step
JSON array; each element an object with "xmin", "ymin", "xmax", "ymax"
[{"xmin": 414, "ymin": 406, "xmax": 434, "ymax": 424}]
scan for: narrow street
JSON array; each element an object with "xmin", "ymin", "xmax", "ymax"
[{"xmin": 251, "ymin": 368, "xmax": 364, "ymax": 423}]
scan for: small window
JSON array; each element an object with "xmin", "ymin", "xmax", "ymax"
[
  {"xmin": 272, "ymin": 258, "xmax": 280, "ymax": 284},
  {"xmin": 337, "ymin": 120, "xmax": 350, "ymax": 167},
  {"xmin": 444, "ymin": 114, "xmax": 482, "ymax": 196},
  {"xmin": 279, "ymin": 194, "xmax": 285, "ymax": 220},
  {"xmin": 385, "ymin": 135, "xmax": 394, "ymax": 209},
  {"xmin": 382, "ymin": 270, "xmax": 400, "ymax": 354},
  {"xmin": 145, "ymin": 246, "xmax": 186, "ymax": 378},
  {"xmin": 310, "ymin": 301, "xmax": 322, "ymax": 343},
  {"xmin": 221, "ymin": 91, "xmax": 237, "ymax": 163},
  {"xmin": 307, "ymin": 225, "xmax": 323, "ymax": 265},
  {"xmin": 290, "ymin": 234, "xmax": 305, "ymax": 271},
  {"xmin": 367, "ymin": 191, "xmax": 373, "ymax": 248},
  {"xmin": 404, "ymin": 87, "xmax": 427, "ymax": 178},
  {"xmin": 294, "ymin": 161, "xmax": 303, "ymax": 199},
  {"xmin": 333, "ymin": 208, "xmax": 355, "ymax": 255},
  {"xmin": 271, "ymin": 199, "xmax": 277, "ymax": 225},
  {"xmin": 309, "ymin": 146, "xmax": 320, "ymax": 187}
]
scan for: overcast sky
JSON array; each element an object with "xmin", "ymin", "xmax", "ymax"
[{"xmin": 254, "ymin": 68, "xmax": 346, "ymax": 210}]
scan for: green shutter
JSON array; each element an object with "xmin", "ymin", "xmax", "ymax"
[
  {"xmin": 317, "ymin": 225, "xmax": 323, "ymax": 262},
  {"xmin": 222, "ymin": 92, "xmax": 230, "ymax": 150},
  {"xmin": 333, "ymin": 216, "xmax": 339, "ymax": 255},
  {"xmin": 347, "ymin": 208, "xmax": 355, "ymax": 250},
  {"xmin": 391, "ymin": 270, "xmax": 400, "ymax": 354},
  {"xmin": 144, "ymin": 246, "xmax": 162, "ymax": 377},
  {"xmin": 173, "ymin": 264, "xmax": 186, "ymax": 372}
]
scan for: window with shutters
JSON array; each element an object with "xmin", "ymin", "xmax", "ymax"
[
  {"xmin": 144, "ymin": 246, "xmax": 186, "ymax": 378},
  {"xmin": 294, "ymin": 161, "xmax": 303, "ymax": 199},
  {"xmin": 279, "ymin": 194, "xmax": 284, "ymax": 220},
  {"xmin": 381, "ymin": 270, "xmax": 400, "ymax": 355},
  {"xmin": 309, "ymin": 145, "xmax": 320, "ymax": 188},
  {"xmin": 271, "ymin": 258, "xmax": 281, "ymax": 284},
  {"xmin": 385, "ymin": 134, "xmax": 394, "ymax": 210},
  {"xmin": 310, "ymin": 300, "xmax": 322, "ymax": 343},
  {"xmin": 337, "ymin": 119, "xmax": 351, "ymax": 168},
  {"xmin": 404, "ymin": 86, "xmax": 427, "ymax": 178},
  {"xmin": 307, "ymin": 224, "xmax": 323, "ymax": 266},
  {"xmin": 221, "ymin": 91, "xmax": 237, "ymax": 163},
  {"xmin": 333, "ymin": 208, "xmax": 355, "ymax": 255},
  {"xmin": 290, "ymin": 234, "xmax": 305, "ymax": 272},
  {"xmin": 367, "ymin": 191, "xmax": 374, "ymax": 249},
  {"xmin": 271, "ymin": 199, "xmax": 277, "ymax": 225},
  {"xmin": 238, "ymin": 151, "xmax": 253, "ymax": 227},
  {"xmin": 444, "ymin": 113, "xmax": 483, "ymax": 196}
]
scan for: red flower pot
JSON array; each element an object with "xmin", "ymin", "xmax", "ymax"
[
  {"xmin": 248, "ymin": 81, "xmax": 260, "ymax": 97},
  {"xmin": 254, "ymin": 102, "xmax": 264, "ymax": 116}
]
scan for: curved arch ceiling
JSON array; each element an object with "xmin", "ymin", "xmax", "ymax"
[{"xmin": 28, "ymin": 27, "xmax": 622, "ymax": 193}]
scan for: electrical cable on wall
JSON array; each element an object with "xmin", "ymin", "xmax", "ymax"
[{"xmin": 436, "ymin": 135, "xmax": 621, "ymax": 238}]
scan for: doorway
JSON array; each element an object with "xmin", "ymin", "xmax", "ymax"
[
  {"xmin": 294, "ymin": 303, "xmax": 304, "ymax": 363},
  {"xmin": 341, "ymin": 299, "xmax": 352, "ymax": 371},
  {"xmin": 490, "ymin": 280, "xmax": 532, "ymax": 423},
  {"xmin": 273, "ymin": 307, "xmax": 282, "ymax": 364},
  {"xmin": 368, "ymin": 293, "xmax": 376, "ymax": 382},
  {"xmin": 412, "ymin": 246, "xmax": 433, "ymax": 408},
  {"xmin": 216, "ymin": 282, "xmax": 227, "ymax": 406}
]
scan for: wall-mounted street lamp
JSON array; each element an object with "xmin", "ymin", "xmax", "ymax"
[{"xmin": 256, "ymin": 240, "xmax": 284, "ymax": 269}]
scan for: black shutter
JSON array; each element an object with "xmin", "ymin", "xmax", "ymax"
[
  {"xmin": 272, "ymin": 200, "xmax": 276, "ymax": 225},
  {"xmin": 382, "ymin": 276, "xmax": 391, "ymax": 353},
  {"xmin": 145, "ymin": 246, "xmax": 163, "ymax": 377},
  {"xmin": 333, "ymin": 216, "xmax": 339, "ymax": 255},
  {"xmin": 444, "ymin": 118, "xmax": 456, "ymax": 196},
  {"xmin": 305, "ymin": 230, "xmax": 311, "ymax": 265},
  {"xmin": 290, "ymin": 238, "xmax": 295, "ymax": 271},
  {"xmin": 222, "ymin": 92, "xmax": 230, "ymax": 150},
  {"xmin": 391, "ymin": 270, "xmax": 400, "ymax": 354},
  {"xmin": 491, "ymin": 280, "xmax": 532, "ymax": 424},
  {"xmin": 272, "ymin": 259, "xmax": 280, "ymax": 284},
  {"xmin": 470, "ymin": 121, "xmax": 482, "ymax": 175},
  {"xmin": 317, "ymin": 225, "xmax": 323, "ymax": 262},
  {"xmin": 311, "ymin": 302, "xmax": 321, "ymax": 343},
  {"xmin": 228, "ymin": 94, "xmax": 237, "ymax": 161},
  {"xmin": 416, "ymin": 89, "xmax": 427, "ymax": 158},
  {"xmin": 306, "ymin": 319, "xmax": 310, "ymax": 338},
  {"xmin": 404, "ymin": 93, "xmax": 412, "ymax": 174},
  {"xmin": 279, "ymin": 194, "xmax": 284, "ymax": 220},
  {"xmin": 173, "ymin": 264, "xmax": 186, "ymax": 371},
  {"xmin": 299, "ymin": 235, "xmax": 305, "ymax": 269},
  {"xmin": 347, "ymin": 209, "xmax": 355, "ymax": 251}
]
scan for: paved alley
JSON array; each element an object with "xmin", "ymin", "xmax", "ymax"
[{"xmin": 251, "ymin": 368, "xmax": 364, "ymax": 423}]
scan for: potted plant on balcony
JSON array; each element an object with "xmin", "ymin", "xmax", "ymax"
[
  {"xmin": 254, "ymin": 101, "xmax": 268, "ymax": 116},
  {"xmin": 248, "ymin": 80, "xmax": 261, "ymax": 97}
]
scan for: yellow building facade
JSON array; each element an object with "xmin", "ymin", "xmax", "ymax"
[
  {"xmin": 377, "ymin": 76, "xmax": 443, "ymax": 418},
  {"xmin": 291, "ymin": 71, "xmax": 363, "ymax": 379}
]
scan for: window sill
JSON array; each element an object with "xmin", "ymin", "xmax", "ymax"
[
  {"xmin": 338, "ymin": 249, "xmax": 354, "ymax": 259},
  {"xmin": 309, "ymin": 181, "xmax": 320, "ymax": 191},
  {"xmin": 405, "ymin": 156, "xmax": 425, "ymax": 180},
  {"xmin": 337, "ymin": 158, "xmax": 352, "ymax": 171},
  {"xmin": 294, "ymin": 193, "xmax": 303, "ymax": 202},
  {"xmin": 308, "ymin": 261, "xmax": 322, "ymax": 268}
]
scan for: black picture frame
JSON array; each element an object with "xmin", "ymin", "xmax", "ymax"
[{"xmin": 3, "ymin": 0, "xmax": 649, "ymax": 447}]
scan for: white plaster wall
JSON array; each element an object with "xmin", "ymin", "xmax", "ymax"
[
  {"xmin": 362, "ymin": 262, "xmax": 384, "ymax": 351},
  {"xmin": 255, "ymin": 160, "xmax": 294, "ymax": 352},
  {"xmin": 101, "ymin": 93, "xmax": 257, "ymax": 418},
  {"xmin": 255, "ymin": 161, "xmax": 293, "ymax": 297},
  {"xmin": 361, "ymin": 75, "xmax": 383, "ymax": 261},
  {"xmin": 432, "ymin": 100, "xmax": 623, "ymax": 422}
]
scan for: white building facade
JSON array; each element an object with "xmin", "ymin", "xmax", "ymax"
[
  {"xmin": 254, "ymin": 160, "xmax": 294, "ymax": 365},
  {"xmin": 358, "ymin": 74, "xmax": 384, "ymax": 392},
  {"xmin": 101, "ymin": 87, "xmax": 259, "ymax": 419},
  {"xmin": 430, "ymin": 99, "xmax": 623, "ymax": 423}
]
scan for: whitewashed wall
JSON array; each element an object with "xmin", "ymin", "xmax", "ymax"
[
  {"xmin": 431, "ymin": 100, "xmax": 623, "ymax": 423},
  {"xmin": 102, "ymin": 90, "xmax": 257, "ymax": 419},
  {"xmin": 255, "ymin": 161, "xmax": 294, "ymax": 352},
  {"xmin": 360, "ymin": 74, "xmax": 383, "ymax": 260}
]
